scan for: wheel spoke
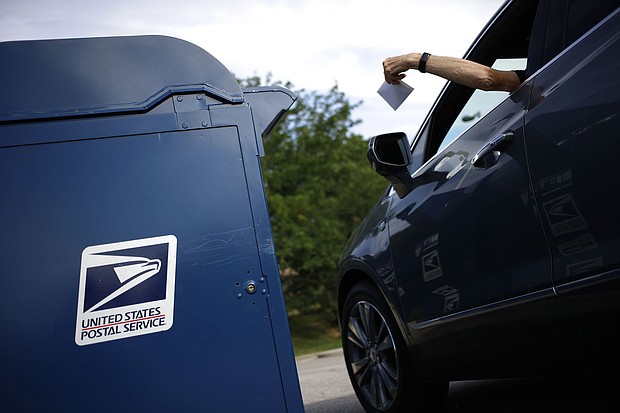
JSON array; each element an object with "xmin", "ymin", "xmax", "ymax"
[
  {"xmin": 376, "ymin": 318, "xmax": 387, "ymax": 344},
  {"xmin": 356, "ymin": 359, "xmax": 372, "ymax": 387},
  {"xmin": 360, "ymin": 385, "xmax": 373, "ymax": 409},
  {"xmin": 376, "ymin": 332, "xmax": 394, "ymax": 353},
  {"xmin": 378, "ymin": 357, "xmax": 397, "ymax": 382},
  {"xmin": 347, "ymin": 316, "xmax": 369, "ymax": 349},
  {"xmin": 370, "ymin": 369, "xmax": 379, "ymax": 408},
  {"xmin": 374, "ymin": 368, "xmax": 391, "ymax": 409},
  {"xmin": 377, "ymin": 361, "xmax": 398, "ymax": 398},
  {"xmin": 351, "ymin": 356, "xmax": 370, "ymax": 375},
  {"xmin": 359, "ymin": 303, "xmax": 374, "ymax": 342}
]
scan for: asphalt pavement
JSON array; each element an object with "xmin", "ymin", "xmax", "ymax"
[{"xmin": 296, "ymin": 348, "xmax": 364, "ymax": 413}]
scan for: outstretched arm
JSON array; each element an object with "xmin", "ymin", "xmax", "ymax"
[{"xmin": 383, "ymin": 53, "xmax": 522, "ymax": 92}]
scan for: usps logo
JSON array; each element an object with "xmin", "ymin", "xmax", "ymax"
[
  {"xmin": 75, "ymin": 235, "xmax": 177, "ymax": 346},
  {"xmin": 543, "ymin": 194, "xmax": 588, "ymax": 236},
  {"xmin": 422, "ymin": 250, "xmax": 443, "ymax": 282}
]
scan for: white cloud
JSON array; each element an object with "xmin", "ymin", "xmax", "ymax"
[{"xmin": 0, "ymin": 0, "xmax": 505, "ymax": 138}]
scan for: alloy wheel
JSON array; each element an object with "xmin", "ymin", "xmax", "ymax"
[{"xmin": 345, "ymin": 300, "xmax": 399, "ymax": 411}]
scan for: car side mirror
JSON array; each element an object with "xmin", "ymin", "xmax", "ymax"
[{"xmin": 367, "ymin": 132, "xmax": 414, "ymax": 198}]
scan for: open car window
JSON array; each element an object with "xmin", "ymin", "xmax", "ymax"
[
  {"xmin": 437, "ymin": 58, "xmax": 527, "ymax": 153},
  {"xmin": 413, "ymin": 0, "xmax": 537, "ymax": 164},
  {"xmin": 420, "ymin": 0, "xmax": 619, "ymax": 162}
]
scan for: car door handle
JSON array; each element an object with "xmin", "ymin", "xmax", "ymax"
[
  {"xmin": 471, "ymin": 132, "xmax": 514, "ymax": 168},
  {"xmin": 378, "ymin": 220, "xmax": 387, "ymax": 232}
]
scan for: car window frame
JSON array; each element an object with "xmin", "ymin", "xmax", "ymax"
[{"xmin": 406, "ymin": 0, "xmax": 537, "ymax": 176}]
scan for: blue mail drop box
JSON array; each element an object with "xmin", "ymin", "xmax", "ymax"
[{"xmin": 0, "ymin": 35, "xmax": 304, "ymax": 413}]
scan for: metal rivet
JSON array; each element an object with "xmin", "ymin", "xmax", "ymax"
[
  {"xmin": 201, "ymin": 121, "xmax": 208, "ymax": 127},
  {"xmin": 177, "ymin": 96, "xmax": 183, "ymax": 102},
  {"xmin": 245, "ymin": 281, "xmax": 257, "ymax": 295},
  {"xmin": 259, "ymin": 277, "xmax": 265, "ymax": 283},
  {"xmin": 261, "ymin": 289, "xmax": 267, "ymax": 295},
  {"xmin": 196, "ymin": 94, "xmax": 203, "ymax": 100},
  {"xmin": 236, "ymin": 293, "xmax": 242, "ymax": 300},
  {"xmin": 182, "ymin": 123, "xmax": 189, "ymax": 129}
]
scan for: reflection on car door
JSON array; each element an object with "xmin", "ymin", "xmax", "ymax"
[
  {"xmin": 524, "ymin": 9, "xmax": 620, "ymax": 356},
  {"xmin": 387, "ymin": 83, "xmax": 580, "ymax": 372}
]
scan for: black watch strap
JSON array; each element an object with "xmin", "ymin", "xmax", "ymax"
[{"xmin": 419, "ymin": 52, "xmax": 431, "ymax": 73}]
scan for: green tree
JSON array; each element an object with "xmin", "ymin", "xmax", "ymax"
[{"xmin": 240, "ymin": 76, "xmax": 387, "ymax": 316}]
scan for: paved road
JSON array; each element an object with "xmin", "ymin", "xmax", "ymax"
[
  {"xmin": 296, "ymin": 348, "xmax": 363, "ymax": 413},
  {"xmin": 296, "ymin": 348, "xmax": 620, "ymax": 413}
]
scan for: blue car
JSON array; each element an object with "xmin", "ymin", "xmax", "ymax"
[{"xmin": 337, "ymin": 1, "xmax": 620, "ymax": 412}]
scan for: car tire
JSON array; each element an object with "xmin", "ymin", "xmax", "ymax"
[{"xmin": 341, "ymin": 281, "xmax": 447, "ymax": 413}]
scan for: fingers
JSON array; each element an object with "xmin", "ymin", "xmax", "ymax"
[
  {"xmin": 383, "ymin": 56, "xmax": 408, "ymax": 85},
  {"xmin": 384, "ymin": 73, "xmax": 406, "ymax": 85},
  {"xmin": 384, "ymin": 68, "xmax": 406, "ymax": 85}
]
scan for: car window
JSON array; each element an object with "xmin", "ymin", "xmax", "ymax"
[
  {"xmin": 413, "ymin": 0, "xmax": 538, "ymax": 163},
  {"xmin": 437, "ymin": 58, "xmax": 527, "ymax": 153}
]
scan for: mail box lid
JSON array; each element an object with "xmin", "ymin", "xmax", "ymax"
[{"xmin": 0, "ymin": 35, "xmax": 243, "ymax": 122}]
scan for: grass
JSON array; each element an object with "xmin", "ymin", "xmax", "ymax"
[{"xmin": 288, "ymin": 312, "xmax": 342, "ymax": 357}]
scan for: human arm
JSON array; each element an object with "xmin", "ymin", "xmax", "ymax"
[{"xmin": 383, "ymin": 52, "xmax": 522, "ymax": 92}]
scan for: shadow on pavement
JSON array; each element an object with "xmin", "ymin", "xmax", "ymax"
[
  {"xmin": 305, "ymin": 376, "xmax": 620, "ymax": 413},
  {"xmin": 300, "ymin": 348, "xmax": 620, "ymax": 413},
  {"xmin": 444, "ymin": 374, "xmax": 620, "ymax": 412}
]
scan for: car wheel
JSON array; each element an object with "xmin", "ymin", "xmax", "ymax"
[{"xmin": 341, "ymin": 282, "xmax": 447, "ymax": 413}]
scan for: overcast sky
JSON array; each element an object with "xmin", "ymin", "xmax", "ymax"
[{"xmin": 1, "ymin": 0, "xmax": 506, "ymax": 139}]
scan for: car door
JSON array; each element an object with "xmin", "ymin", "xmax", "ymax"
[
  {"xmin": 524, "ymin": 7, "xmax": 620, "ymax": 356},
  {"xmin": 387, "ymin": 79, "xmax": 582, "ymax": 372}
]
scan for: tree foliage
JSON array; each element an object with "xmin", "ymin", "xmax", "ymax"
[{"xmin": 240, "ymin": 75, "xmax": 387, "ymax": 315}]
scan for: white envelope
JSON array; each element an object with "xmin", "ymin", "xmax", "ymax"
[{"xmin": 377, "ymin": 80, "xmax": 414, "ymax": 110}]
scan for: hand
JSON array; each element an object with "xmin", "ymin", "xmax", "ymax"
[{"xmin": 383, "ymin": 54, "xmax": 414, "ymax": 84}]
